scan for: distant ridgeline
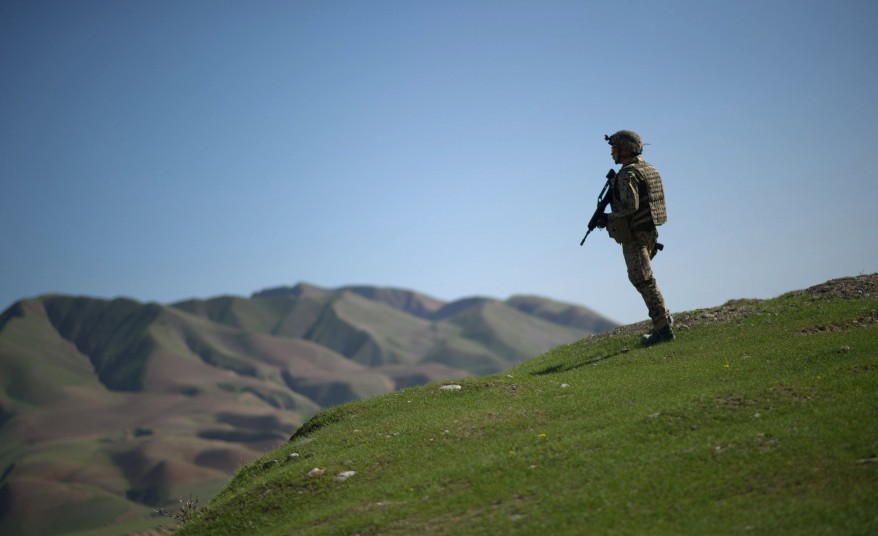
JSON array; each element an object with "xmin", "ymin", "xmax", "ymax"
[{"xmin": 0, "ymin": 283, "xmax": 613, "ymax": 536}]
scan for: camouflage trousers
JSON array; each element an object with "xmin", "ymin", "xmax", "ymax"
[{"xmin": 621, "ymin": 229, "xmax": 671, "ymax": 330}]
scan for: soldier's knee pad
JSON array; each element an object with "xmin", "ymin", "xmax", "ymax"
[{"xmin": 633, "ymin": 277, "xmax": 656, "ymax": 293}]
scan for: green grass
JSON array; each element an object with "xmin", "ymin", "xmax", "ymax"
[{"xmin": 178, "ymin": 290, "xmax": 878, "ymax": 535}]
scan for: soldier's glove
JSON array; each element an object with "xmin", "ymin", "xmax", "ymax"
[{"xmin": 594, "ymin": 213, "xmax": 608, "ymax": 229}]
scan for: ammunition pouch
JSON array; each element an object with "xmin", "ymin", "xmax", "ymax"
[{"xmin": 608, "ymin": 216, "xmax": 633, "ymax": 244}]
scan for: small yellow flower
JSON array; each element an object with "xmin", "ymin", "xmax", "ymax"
[
  {"xmin": 723, "ymin": 364, "xmax": 730, "ymax": 368},
  {"xmin": 538, "ymin": 433, "xmax": 547, "ymax": 439}
]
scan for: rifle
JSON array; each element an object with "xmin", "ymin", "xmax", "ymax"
[{"xmin": 580, "ymin": 169, "xmax": 615, "ymax": 246}]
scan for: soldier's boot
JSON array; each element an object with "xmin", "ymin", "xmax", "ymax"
[{"xmin": 641, "ymin": 318, "xmax": 675, "ymax": 347}]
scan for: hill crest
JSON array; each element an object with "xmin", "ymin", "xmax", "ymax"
[{"xmin": 176, "ymin": 274, "xmax": 878, "ymax": 536}]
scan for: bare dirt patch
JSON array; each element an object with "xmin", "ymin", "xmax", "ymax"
[
  {"xmin": 798, "ymin": 314, "xmax": 878, "ymax": 335},
  {"xmin": 583, "ymin": 298, "xmax": 766, "ymax": 344},
  {"xmin": 791, "ymin": 273, "xmax": 878, "ymax": 301}
]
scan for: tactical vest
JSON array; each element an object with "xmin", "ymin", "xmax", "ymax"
[{"xmin": 627, "ymin": 160, "xmax": 667, "ymax": 228}]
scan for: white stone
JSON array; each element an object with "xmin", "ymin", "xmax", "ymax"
[{"xmin": 335, "ymin": 470, "xmax": 357, "ymax": 481}]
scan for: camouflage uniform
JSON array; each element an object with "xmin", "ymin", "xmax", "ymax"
[{"xmin": 607, "ymin": 155, "xmax": 671, "ymax": 331}]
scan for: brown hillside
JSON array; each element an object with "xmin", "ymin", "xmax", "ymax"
[{"xmin": 0, "ymin": 285, "xmax": 613, "ymax": 535}]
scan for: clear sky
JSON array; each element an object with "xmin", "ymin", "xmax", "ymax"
[{"xmin": 2, "ymin": 0, "xmax": 877, "ymax": 325}]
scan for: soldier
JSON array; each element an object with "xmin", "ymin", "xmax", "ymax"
[{"xmin": 596, "ymin": 130, "xmax": 675, "ymax": 346}]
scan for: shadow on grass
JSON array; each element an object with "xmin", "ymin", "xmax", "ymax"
[{"xmin": 530, "ymin": 349, "xmax": 629, "ymax": 376}]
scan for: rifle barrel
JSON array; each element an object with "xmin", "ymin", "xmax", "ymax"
[
  {"xmin": 580, "ymin": 228, "xmax": 591, "ymax": 246},
  {"xmin": 579, "ymin": 168, "xmax": 616, "ymax": 247}
]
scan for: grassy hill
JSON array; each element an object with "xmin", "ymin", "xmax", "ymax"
[
  {"xmin": 175, "ymin": 274, "xmax": 878, "ymax": 535},
  {"xmin": 0, "ymin": 284, "xmax": 609, "ymax": 536}
]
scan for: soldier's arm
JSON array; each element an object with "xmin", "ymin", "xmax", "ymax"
[{"xmin": 608, "ymin": 169, "xmax": 640, "ymax": 221}]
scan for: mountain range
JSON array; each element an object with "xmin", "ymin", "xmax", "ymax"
[{"xmin": 0, "ymin": 283, "xmax": 614, "ymax": 535}]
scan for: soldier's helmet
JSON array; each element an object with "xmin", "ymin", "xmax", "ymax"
[{"xmin": 605, "ymin": 130, "xmax": 643, "ymax": 155}]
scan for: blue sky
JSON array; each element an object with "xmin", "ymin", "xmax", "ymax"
[{"xmin": 2, "ymin": 0, "xmax": 877, "ymax": 324}]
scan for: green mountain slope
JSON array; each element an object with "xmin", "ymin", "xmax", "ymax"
[
  {"xmin": 176, "ymin": 274, "xmax": 878, "ymax": 536},
  {"xmin": 0, "ymin": 298, "xmax": 330, "ymax": 536},
  {"xmin": 0, "ymin": 284, "xmax": 609, "ymax": 536}
]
